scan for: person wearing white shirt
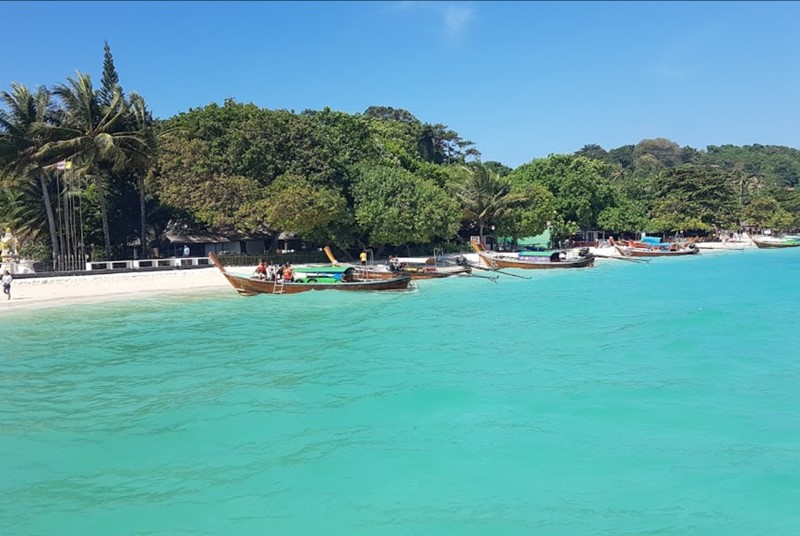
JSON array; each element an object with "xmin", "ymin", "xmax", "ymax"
[{"xmin": 2, "ymin": 270, "xmax": 11, "ymax": 300}]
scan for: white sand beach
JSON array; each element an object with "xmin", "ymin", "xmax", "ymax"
[
  {"xmin": 0, "ymin": 254, "xmax": 466, "ymax": 312},
  {"xmin": 0, "ymin": 267, "xmax": 237, "ymax": 313}
]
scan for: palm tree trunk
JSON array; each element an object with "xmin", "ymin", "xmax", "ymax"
[
  {"xmin": 138, "ymin": 175, "xmax": 147, "ymax": 258},
  {"xmin": 740, "ymin": 181, "xmax": 745, "ymax": 208},
  {"xmin": 39, "ymin": 172, "xmax": 61, "ymax": 259},
  {"xmin": 94, "ymin": 176, "xmax": 112, "ymax": 260}
]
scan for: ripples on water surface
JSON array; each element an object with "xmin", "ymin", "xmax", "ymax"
[{"xmin": 2, "ymin": 249, "xmax": 800, "ymax": 535}]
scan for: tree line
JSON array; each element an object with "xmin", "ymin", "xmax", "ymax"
[{"xmin": 2, "ymin": 43, "xmax": 800, "ymax": 264}]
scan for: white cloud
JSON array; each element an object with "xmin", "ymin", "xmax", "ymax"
[
  {"xmin": 651, "ymin": 66, "xmax": 689, "ymax": 80},
  {"xmin": 648, "ymin": 20, "xmax": 723, "ymax": 81},
  {"xmin": 391, "ymin": 1, "xmax": 420, "ymax": 11},
  {"xmin": 443, "ymin": 4, "xmax": 475, "ymax": 42},
  {"xmin": 387, "ymin": 1, "xmax": 476, "ymax": 43}
]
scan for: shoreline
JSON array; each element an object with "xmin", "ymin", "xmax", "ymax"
[
  {"xmin": 0, "ymin": 267, "xmax": 236, "ymax": 314},
  {"xmin": 1, "ymin": 247, "xmax": 751, "ymax": 314}
]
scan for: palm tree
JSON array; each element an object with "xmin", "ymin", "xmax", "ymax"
[
  {"xmin": 0, "ymin": 182, "xmax": 49, "ymax": 244},
  {"xmin": 127, "ymin": 92, "xmax": 158, "ymax": 258},
  {"xmin": 35, "ymin": 72, "xmax": 147, "ymax": 259},
  {"xmin": 729, "ymin": 163, "xmax": 764, "ymax": 209},
  {"xmin": 0, "ymin": 83, "xmax": 61, "ymax": 258},
  {"xmin": 452, "ymin": 163, "xmax": 528, "ymax": 246}
]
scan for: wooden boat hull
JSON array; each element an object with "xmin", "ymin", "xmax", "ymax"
[
  {"xmin": 752, "ymin": 239, "xmax": 800, "ymax": 249},
  {"xmin": 356, "ymin": 265, "xmax": 471, "ymax": 280},
  {"xmin": 220, "ymin": 272, "xmax": 412, "ymax": 295},
  {"xmin": 477, "ymin": 251, "xmax": 594, "ymax": 269},
  {"xmin": 614, "ymin": 246, "xmax": 699, "ymax": 257},
  {"xmin": 609, "ymin": 237, "xmax": 699, "ymax": 257},
  {"xmin": 402, "ymin": 265, "xmax": 471, "ymax": 279},
  {"xmin": 209, "ymin": 253, "xmax": 412, "ymax": 295},
  {"xmin": 694, "ymin": 242, "xmax": 749, "ymax": 250}
]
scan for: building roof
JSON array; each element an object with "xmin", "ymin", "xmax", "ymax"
[{"xmin": 164, "ymin": 230, "xmax": 233, "ymax": 244}]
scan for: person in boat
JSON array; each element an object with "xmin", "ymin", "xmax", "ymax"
[
  {"xmin": 253, "ymin": 259, "xmax": 268, "ymax": 279},
  {"xmin": 283, "ymin": 264, "xmax": 294, "ymax": 282},
  {"xmin": 360, "ymin": 250, "xmax": 367, "ymax": 266},
  {"xmin": 387, "ymin": 256, "xmax": 400, "ymax": 271}
]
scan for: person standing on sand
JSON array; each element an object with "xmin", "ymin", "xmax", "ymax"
[
  {"xmin": 183, "ymin": 244, "xmax": 190, "ymax": 257},
  {"xmin": 2, "ymin": 270, "xmax": 11, "ymax": 300}
]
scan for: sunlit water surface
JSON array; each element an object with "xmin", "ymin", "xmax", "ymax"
[{"xmin": 2, "ymin": 249, "xmax": 799, "ymax": 535}]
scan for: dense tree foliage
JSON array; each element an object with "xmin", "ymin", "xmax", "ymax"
[
  {"xmin": 646, "ymin": 165, "xmax": 738, "ymax": 232},
  {"xmin": 4, "ymin": 42, "xmax": 800, "ymax": 266},
  {"xmin": 741, "ymin": 196, "xmax": 793, "ymax": 230},
  {"xmin": 597, "ymin": 194, "xmax": 648, "ymax": 234},
  {"xmin": 451, "ymin": 163, "xmax": 550, "ymax": 244},
  {"xmin": 508, "ymin": 155, "xmax": 615, "ymax": 240},
  {"xmin": 577, "ymin": 140, "xmax": 800, "ymax": 233},
  {"xmin": 0, "ymin": 84, "xmax": 61, "ymax": 258},
  {"xmin": 100, "ymin": 40, "xmax": 122, "ymax": 106},
  {"xmin": 255, "ymin": 174, "xmax": 352, "ymax": 247},
  {"xmin": 496, "ymin": 181, "xmax": 555, "ymax": 242},
  {"xmin": 35, "ymin": 72, "xmax": 145, "ymax": 258},
  {"xmin": 705, "ymin": 144, "xmax": 800, "ymax": 188},
  {"xmin": 354, "ymin": 164, "xmax": 461, "ymax": 249}
]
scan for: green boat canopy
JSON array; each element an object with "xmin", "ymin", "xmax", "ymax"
[{"xmin": 293, "ymin": 266, "xmax": 352, "ymax": 274}]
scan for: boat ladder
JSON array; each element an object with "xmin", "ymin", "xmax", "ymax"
[
  {"xmin": 433, "ymin": 247, "xmax": 443, "ymax": 268},
  {"xmin": 272, "ymin": 279, "xmax": 285, "ymax": 295}
]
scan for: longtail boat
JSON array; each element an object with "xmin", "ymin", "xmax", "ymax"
[
  {"xmin": 752, "ymin": 235, "xmax": 800, "ymax": 249},
  {"xmin": 609, "ymin": 237, "xmax": 700, "ymax": 257},
  {"xmin": 209, "ymin": 253, "xmax": 412, "ymax": 296},
  {"xmin": 323, "ymin": 247, "xmax": 471, "ymax": 280},
  {"xmin": 356, "ymin": 263, "xmax": 471, "ymax": 280},
  {"xmin": 470, "ymin": 242, "xmax": 595, "ymax": 269}
]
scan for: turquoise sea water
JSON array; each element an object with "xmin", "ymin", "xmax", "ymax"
[{"xmin": 2, "ymin": 249, "xmax": 800, "ymax": 535}]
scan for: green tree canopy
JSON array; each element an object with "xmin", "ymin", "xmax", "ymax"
[
  {"xmin": 508, "ymin": 154, "xmax": 615, "ymax": 233},
  {"xmin": 496, "ymin": 181, "xmax": 555, "ymax": 241},
  {"xmin": 0, "ymin": 83, "xmax": 61, "ymax": 258},
  {"xmin": 35, "ymin": 72, "xmax": 146, "ymax": 258},
  {"xmin": 251, "ymin": 174, "xmax": 351, "ymax": 247},
  {"xmin": 742, "ymin": 196, "xmax": 794, "ymax": 230},
  {"xmin": 597, "ymin": 194, "xmax": 648, "ymax": 234},
  {"xmin": 451, "ymin": 163, "xmax": 532, "ymax": 243},
  {"xmin": 100, "ymin": 40, "xmax": 122, "ymax": 106},
  {"xmin": 353, "ymin": 164, "xmax": 461, "ymax": 247},
  {"xmin": 647, "ymin": 165, "xmax": 738, "ymax": 232},
  {"xmin": 706, "ymin": 144, "xmax": 800, "ymax": 188}
]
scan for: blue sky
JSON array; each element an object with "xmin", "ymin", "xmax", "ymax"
[{"xmin": 3, "ymin": 1, "xmax": 800, "ymax": 168}]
